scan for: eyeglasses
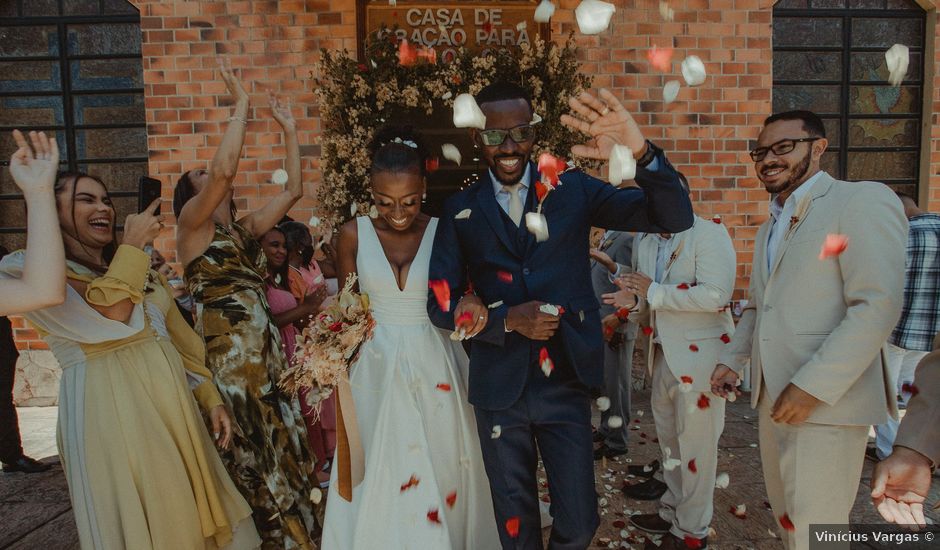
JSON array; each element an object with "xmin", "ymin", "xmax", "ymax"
[
  {"xmin": 749, "ymin": 137, "xmax": 821, "ymax": 162},
  {"xmin": 478, "ymin": 114, "xmax": 543, "ymax": 147}
]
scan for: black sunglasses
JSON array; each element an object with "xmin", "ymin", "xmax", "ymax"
[{"xmin": 749, "ymin": 137, "xmax": 821, "ymax": 162}]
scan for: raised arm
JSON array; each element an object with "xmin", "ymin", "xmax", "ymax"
[
  {"xmin": 0, "ymin": 130, "xmax": 66, "ymax": 315},
  {"xmin": 241, "ymin": 94, "xmax": 303, "ymax": 238},
  {"xmin": 177, "ymin": 59, "xmax": 249, "ymax": 230}
]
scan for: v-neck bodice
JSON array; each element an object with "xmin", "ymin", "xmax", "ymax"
[{"xmin": 356, "ymin": 217, "xmax": 437, "ymax": 325}]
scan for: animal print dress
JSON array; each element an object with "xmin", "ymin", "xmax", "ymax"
[{"xmin": 186, "ymin": 223, "xmax": 321, "ymax": 549}]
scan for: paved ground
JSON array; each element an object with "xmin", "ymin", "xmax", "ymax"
[{"xmin": 2, "ymin": 395, "xmax": 937, "ymax": 549}]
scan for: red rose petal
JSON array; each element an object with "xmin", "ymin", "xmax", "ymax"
[
  {"xmin": 901, "ymin": 382, "xmax": 919, "ymax": 397},
  {"xmin": 445, "ymin": 491, "xmax": 457, "ymax": 508},
  {"xmin": 646, "ymin": 45, "xmax": 674, "ymax": 72},
  {"xmin": 429, "ymin": 279, "xmax": 451, "ymax": 312},
  {"xmin": 683, "ymin": 535, "xmax": 704, "ymax": 549},
  {"xmin": 455, "ymin": 311, "xmax": 473, "ymax": 329},
  {"xmin": 712, "ymin": 215, "xmax": 722, "ymax": 224},
  {"xmin": 505, "ymin": 516, "xmax": 520, "ymax": 538},
  {"xmin": 689, "ymin": 344, "xmax": 699, "ymax": 352},
  {"xmin": 779, "ymin": 513, "xmax": 795, "ymax": 531},
  {"xmin": 688, "ymin": 459, "xmax": 697, "ymax": 473},
  {"xmin": 539, "ymin": 347, "xmax": 554, "ymax": 377},
  {"xmin": 677, "ymin": 283, "xmax": 690, "ymax": 290},
  {"xmin": 697, "ymin": 394, "xmax": 711, "ymax": 409},
  {"xmin": 720, "ymin": 333, "xmax": 731, "ymax": 344},
  {"xmin": 425, "ymin": 157, "xmax": 440, "ymax": 173},
  {"xmin": 427, "ymin": 508, "xmax": 441, "ymax": 524},
  {"xmin": 329, "ymin": 321, "xmax": 344, "ymax": 332},
  {"xmin": 612, "ymin": 520, "xmax": 626, "ymax": 529},
  {"xmin": 615, "ymin": 308, "xmax": 630, "ymax": 322},
  {"xmin": 398, "ymin": 39, "xmax": 419, "ymax": 66},
  {"xmin": 435, "ymin": 383, "xmax": 452, "ymax": 392},
  {"xmin": 497, "ymin": 271, "xmax": 513, "ymax": 284},
  {"xmin": 639, "ymin": 432, "xmax": 647, "ymax": 439},
  {"xmin": 400, "ymin": 474, "xmax": 420, "ymax": 492},
  {"xmin": 535, "ymin": 181, "xmax": 550, "ymax": 202},
  {"xmin": 642, "ymin": 326, "xmax": 653, "ymax": 336},
  {"xmin": 818, "ymin": 233, "xmax": 849, "ymax": 260},
  {"xmin": 604, "ymin": 325, "xmax": 614, "ymax": 339},
  {"xmin": 357, "ymin": 63, "xmax": 368, "ymax": 72},
  {"xmin": 680, "ymin": 375, "xmax": 694, "ymax": 384},
  {"xmin": 537, "ymin": 152, "xmax": 566, "ymax": 186}
]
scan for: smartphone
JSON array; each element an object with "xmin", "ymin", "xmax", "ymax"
[{"xmin": 138, "ymin": 176, "xmax": 162, "ymax": 214}]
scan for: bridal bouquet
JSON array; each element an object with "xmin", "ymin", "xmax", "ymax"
[{"xmin": 279, "ymin": 273, "xmax": 375, "ymax": 412}]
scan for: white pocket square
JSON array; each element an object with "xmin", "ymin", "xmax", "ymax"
[{"xmin": 455, "ymin": 209, "xmax": 472, "ymax": 220}]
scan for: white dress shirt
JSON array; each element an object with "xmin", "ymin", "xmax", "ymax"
[{"xmin": 766, "ymin": 170, "xmax": 823, "ymax": 271}]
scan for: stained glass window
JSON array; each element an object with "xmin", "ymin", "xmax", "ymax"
[
  {"xmin": 0, "ymin": 0, "xmax": 144, "ymax": 252},
  {"xmin": 772, "ymin": 0, "xmax": 926, "ymax": 198}
]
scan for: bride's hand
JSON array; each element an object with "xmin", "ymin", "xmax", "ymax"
[{"xmin": 455, "ymin": 294, "xmax": 488, "ymax": 338}]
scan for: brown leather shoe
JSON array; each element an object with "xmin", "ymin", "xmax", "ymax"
[
  {"xmin": 629, "ymin": 512, "xmax": 672, "ymax": 534},
  {"xmin": 644, "ymin": 534, "xmax": 708, "ymax": 550}
]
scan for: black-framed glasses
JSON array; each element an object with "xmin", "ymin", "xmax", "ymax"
[
  {"xmin": 749, "ymin": 137, "xmax": 821, "ymax": 162},
  {"xmin": 479, "ymin": 124, "xmax": 538, "ymax": 147}
]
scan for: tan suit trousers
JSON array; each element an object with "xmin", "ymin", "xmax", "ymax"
[
  {"xmin": 757, "ymin": 387, "xmax": 868, "ymax": 550},
  {"xmin": 651, "ymin": 350, "xmax": 725, "ymax": 539}
]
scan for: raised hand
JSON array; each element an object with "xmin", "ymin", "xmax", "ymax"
[
  {"xmin": 121, "ymin": 199, "xmax": 163, "ymax": 250},
  {"xmin": 269, "ymin": 93, "xmax": 296, "ymax": 133},
  {"xmin": 218, "ymin": 58, "xmax": 249, "ymax": 105},
  {"xmin": 10, "ymin": 130, "xmax": 59, "ymax": 196},
  {"xmin": 560, "ymin": 89, "xmax": 645, "ymax": 160}
]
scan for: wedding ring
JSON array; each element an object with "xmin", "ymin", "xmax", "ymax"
[
  {"xmin": 600, "ymin": 107, "xmax": 610, "ymax": 115},
  {"xmin": 478, "ymin": 315, "xmax": 484, "ymax": 320}
]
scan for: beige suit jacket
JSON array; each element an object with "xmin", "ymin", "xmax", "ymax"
[
  {"xmin": 632, "ymin": 216, "xmax": 737, "ymax": 392},
  {"xmin": 894, "ymin": 332, "xmax": 940, "ymax": 467},
  {"xmin": 719, "ymin": 172, "xmax": 907, "ymax": 426}
]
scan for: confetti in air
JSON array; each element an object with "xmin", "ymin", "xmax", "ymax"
[
  {"xmin": 429, "ymin": 279, "xmax": 451, "ymax": 312},
  {"xmin": 526, "ymin": 212, "xmax": 550, "ymax": 242},
  {"xmin": 538, "ymin": 152, "xmax": 567, "ymax": 186},
  {"xmin": 659, "ymin": 1, "xmax": 675, "ymax": 21},
  {"xmin": 534, "ymin": 0, "xmax": 556, "ymax": 23},
  {"xmin": 681, "ymin": 55, "xmax": 707, "ymax": 87},
  {"xmin": 539, "ymin": 347, "xmax": 555, "ymax": 377},
  {"xmin": 271, "ymin": 168, "xmax": 288, "ymax": 185},
  {"xmin": 491, "ymin": 425, "xmax": 502, "ymax": 439},
  {"xmin": 885, "ymin": 44, "xmax": 910, "ymax": 87},
  {"xmin": 647, "ymin": 46, "xmax": 674, "ymax": 72},
  {"xmin": 575, "ymin": 0, "xmax": 616, "ymax": 35},
  {"xmin": 441, "ymin": 143, "xmax": 462, "ymax": 165},
  {"xmin": 608, "ymin": 144, "xmax": 636, "ymax": 185},
  {"xmin": 607, "ymin": 415, "xmax": 623, "ymax": 429},
  {"xmin": 663, "ymin": 80, "xmax": 681, "ymax": 105},
  {"xmin": 818, "ymin": 234, "xmax": 848, "ymax": 260},
  {"xmin": 715, "ymin": 472, "xmax": 730, "ymax": 489},
  {"xmin": 452, "ymin": 93, "xmax": 487, "ymax": 129},
  {"xmin": 596, "ymin": 396, "xmax": 611, "ymax": 412}
]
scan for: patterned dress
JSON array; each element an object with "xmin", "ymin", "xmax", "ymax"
[{"xmin": 186, "ymin": 223, "xmax": 321, "ymax": 549}]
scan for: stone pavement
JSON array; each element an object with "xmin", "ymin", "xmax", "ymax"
[{"xmin": 2, "ymin": 394, "xmax": 937, "ymax": 549}]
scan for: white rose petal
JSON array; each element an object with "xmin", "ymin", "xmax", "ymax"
[
  {"xmin": 525, "ymin": 212, "xmax": 549, "ymax": 242},
  {"xmin": 715, "ymin": 472, "xmax": 730, "ymax": 489},
  {"xmin": 369, "ymin": 205, "xmax": 378, "ymax": 219},
  {"xmin": 678, "ymin": 381, "xmax": 693, "ymax": 393},
  {"xmin": 516, "ymin": 21, "xmax": 527, "ymax": 32},
  {"xmin": 534, "ymin": 0, "xmax": 556, "ymax": 23},
  {"xmin": 662, "ymin": 447, "xmax": 682, "ymax": 471},
  {"xmin": 272, "ymin": 169, "xmax": 289, "ymax": 185},
  {"xmin": 310, "ymin": 487, "xmax": 323, "ymax": 504},
  {"xmin": 885, "ymin": 43, "xmax": 910, "ymax": 87},
  {"xmin": 575, "ymin": 0, "xmax": 616, "ymax": 35},
  {"xmin": 538, "ymin": 303, "xmax": 560, "ymax": 316},
  {"xmin": 663, "ymin": 80, "xmax": 681, "ymax": 105},
  {"xmin": 350, "ymin": 203, "xmax": 357, "ymax": 216},
  {"xmin": 308, "ymin": 215, "xmax": 321, "ymax": 227},
  {"xmin": 442, "ymin": 91, "xmax": 452, "ymax": 100},
  {"xmin": 487, "ymin": 300, "xmax": 504, "ymax": 309},
  {"xmin": 442, "ymin": 143, "xmax": 462, "ymax": 165},
  {"xmin": 681, "ymin": 56, "xmax": 707, "ymax": 87},
  {"xmin": 726, "ymin": 391, "xmax": 737, "ymax": 402},
  {"xmin": 454, "ymin": 208, "xmax": 472, "ymax": 220},
  {"xmin": 608, "ymin": 144, "xmax": 636, "ymax": 185},
  {"xmin": 453, "ymin": 93, "xmax": 487, "ymax": 129},
  {"xmin": 491, "ymin": 425, "xmax": 502, "ymax": 439},
  {"xmin": 607, "ymin": 415, "xmax": 623, "ymax": 429},
  {"xmin": 659, "ymin": 1, "xmax": 675, "ymax": 21},
  {"xmin": 596, "ymin": 396, "xmax": 612, "ymax": 412}
]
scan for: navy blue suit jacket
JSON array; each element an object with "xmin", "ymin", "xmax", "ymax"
[{"xmin": 427, "ymin": 154, "xmax": 693, "ymax": 410}]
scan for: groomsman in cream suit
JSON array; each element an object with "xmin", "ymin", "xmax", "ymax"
[
  {"xmin": 605, "ymin": 176, "xmax": 736, "ymax": 550},
  {"xmin": 711, "ymin": 111, "xmax": 907, "ymax": 550}
]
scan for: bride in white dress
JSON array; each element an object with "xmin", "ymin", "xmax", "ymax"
[{"xmin": 321, "ymin": 130, "xmax": 500, "ymax": 550}]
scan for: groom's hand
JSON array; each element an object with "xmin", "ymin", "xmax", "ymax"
[
  {"xmin": 455, "ymin": 294, "xmax": 488, "ymax": 338},
  {"xmin": 506, "ymin": 301, "xmax": 560, "ymax": 341}
]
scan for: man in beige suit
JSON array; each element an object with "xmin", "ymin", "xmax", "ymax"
[
  {"xmin": 604, "ymin": 187, "xmax": 736, "ymax": 550},
  {"xmin": 871, "ymin": 331, "xmax": 940, "ymax": 527},
  {"xmin": 711, "ymin": 110, "xmax": 907, "ymax": 550}
]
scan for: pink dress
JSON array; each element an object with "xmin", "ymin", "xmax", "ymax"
[{"xmin": 265, "ymin": 283, "xmax": 336, "ymax": 468}]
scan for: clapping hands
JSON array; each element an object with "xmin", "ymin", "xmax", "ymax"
[{"xmin": 10, "ymin": 130, "xmax": 59, "ymax": 197}]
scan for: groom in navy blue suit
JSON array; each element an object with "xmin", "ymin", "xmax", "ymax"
[{"xmin": 427, "ymin": 82, "xmax": 693, "ymax": 549}]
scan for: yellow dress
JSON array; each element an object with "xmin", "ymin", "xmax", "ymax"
[{"xmin": 0, "ymin": 246, "xmax": 261, "ymax": 550}]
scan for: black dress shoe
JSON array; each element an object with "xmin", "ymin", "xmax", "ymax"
[
  {"xmin": 593, "ymin": 444, "xmax": 628, "ymax": 461},
  {"xmin": 2, "ymin": 455, "xmax": 52, "ymax": 474},
  {"xmin": 622, "ymin": 477, "xmax": 668, "ymax": 501},
  {"xmin": 627, "ymin": 459, "xmax": 660, "ymax": 478},
  {"xmin": 644, "ymin": 534, "xmax": 708, "ymax": 550},
  {"xmin": 630, "ymin": 512, "xmax": 672, "ymax": 534}
]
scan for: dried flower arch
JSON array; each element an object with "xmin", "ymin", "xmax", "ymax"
[{"xmin": 314, "ymin": 31, "xmax": 593, "ymax": 226}]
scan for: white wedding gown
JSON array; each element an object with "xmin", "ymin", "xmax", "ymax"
[{"xmin": 322, "ymin": 217, "xmax": 500, "ymax": 550}]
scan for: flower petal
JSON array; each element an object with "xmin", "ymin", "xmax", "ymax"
[
  {"xmin": 534, "ymin": 0, "xmax": 556, "ymax": 23},
  {"xmin": 436, "ymin": 383, "xmax": 452, "ymax": 392},
  {"xmin": 452, "ymin": 93, "xmax": 487, "ymax": 129},
  {"xmin": 697, "ymin": 394, "xmax": 711, "ymax": 409},
  {"xmin": 427, "ymin": 508, "xmax": 441, "ymax": 524},
  {"xmin": 454, "ymin": 208, "xmax": 472, "ymax": 220},
  {"xmin": 681, "ymin": 55, "xmax": 707, "ymax": 87},
  {"xmin": 819, "ymin": 233, "xmax": 849, "ymax": 260},
  {"xmin": 779, "ymin": 513, "xmax": 795, "ymax": 531},
  {"xmin": 646, "ymin": 46, "xmax": 674, "ymax": 72},
  {"xmin": 441, "ymin": 143, "xmax": 462, "ymax": 165},
  {"xmin": 505, "ymin": 516, "xmax": 521, "ymax": 538},
  {"xmin": 595, "ymin": 396, "xmax": 611, "ymax": 411},
  {"xmin": 688, "ymin": 458, "xmax": 697, "ymax": 473},
  {"xmin": 429, "ymin": 279, "xmax": 451, "ymax": 312},
  {"xmin": 539, "ymin": 347, "xmax": 554, "ymax": 377},
  {"xmin": 575, "ymin": 0, "xmax": 616, "ymax": 35},
  {"xmin": 446, "ymin": 491, "xmax": 457, "ymax": 508}
]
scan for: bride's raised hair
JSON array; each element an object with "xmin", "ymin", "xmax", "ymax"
[{"xmin": 369, "ymin": 125, "xmax": 428, "ymax": 177}]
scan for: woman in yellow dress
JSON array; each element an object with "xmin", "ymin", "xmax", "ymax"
[{"xmin": 0, "ymin": 168, "xmax": 260, "ymax": 549}]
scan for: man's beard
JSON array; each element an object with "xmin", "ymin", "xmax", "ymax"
[{"xmin": 762, "ymin": 148, "xmax": 812, "ymax": 196}]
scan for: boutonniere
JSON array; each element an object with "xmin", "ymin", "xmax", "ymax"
[
  {"xmin": 527, "ymin": 153, "xmax": 570, "ymax": 243},
  {"xmin": 664, "ymin": 240, "xmax": 685, "ymax": 272},
  {"xmin": 785, "ymin": 196, "xmax": 812, "ymax": 239}
]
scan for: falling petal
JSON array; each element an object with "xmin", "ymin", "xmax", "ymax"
[
  {"xmin": 417, "ymin": 46, "xmax": 437, "ymax": 65},
  {"xmin": 677, "ymin": 283, "xmax": 690, "ymax": 290},
  {"xmin": 647, "ymin": 46, "xmax": 674, "ymax": 72},
  {"xmin": 697, "ymin": 394, "xmax": 710, "ymax": 409},
  {"xmin": 642, "ymin": 326, "xmax": 653, "ymax": 336},
  {"xmin": 534, "ymin": 0, "xmax": 556, "ymax": 23},
  {"xmin": 516, "ymin": 21, "xmax": 527, "ymax": 31},
  {"xmin": 615, "ymin": 308, "xmax": 630, "ymax": 322},
  {"xmin": 454, "ymin": 208, "xmax": 472, "ymax": 220},
  {"xmin": 427, "ymin": 508, "xmax": 442, "ymax": 524},
  {"xmin": 441, "ymin": 143, "xmax": 462, "ymax": 165},
  {"xmin": 350, "ymin": 202, "xmax": 357, "ymax": 217},
  {"xmin": 819, "ymin": 233, "xmax": 848, "ymax": 260},
  {"xmin": 491, "ymin": 425, "xmax": 502, "ymax": 439},
  {"xmin": 730, "ymin": 504, "xmax": 747, "ymax": 519},
  {"xmin": 271, "ymin": 168, "xmax": 288, "ymax": 185},
  {"xmin": 539, "ymin": 347, "xmax": 554, "ymax": 377},
  {"xmin": 456, "ymin": 311, "xmax": 473, "ymax": 329},
  {"xmin": 663, "ymin": 80, "xmax": 681, "ymax": 105},
  {"xmin": 310, "ymin": 487, "xmax": 323, "ymax": 504},
  {"xmin": 885, "ymin": 44, "xmax": 910, "ymax": 87},
  {"xmin": 712, "ymin": 215, "xmax": 722, "ymax": 224},
  {"xmin": 369, "ymin": 205, "xmax": 379, "ymax": 219},
  {"xmin": 681, "ymin": 55, "xmax": 707, "ymax": 87},
  {"xmin": 425, "ymin": 157, "xmax": 440, "ymax": 173},
  {"xmin": 505, "ymin": 516, "xmax": 521, "ymax": 538},
  {"xmin": 525, "ymin": 212, "xmax": 550, "ymax": 242},
  {"xmin": 575, "ymin": 0, "xmax": 616, "ymax": 35},
  {"xmin": 901, "ymin": 382, "xmax": 919, "ymax": 397},
  {"xmin": 538, "ymin": 152, "xmax": 567, "ymax": 186},
  {"xmin": 683, "ymin": 535, "xmax": 704, "ymax": 549},
  {"xmin": 535, "ymin": 181, "xmax": 551, "ymax": 202},
  {"xmin": 659, "ymin": 1, "xmax": 675, "ymax": 21},
  {"xmin": 689, "ymin": 344, "xmax": 699, "ymax": 352},
  {"xmin": 308, "ymin": 215, "xmax": 321, "ymax": 227},
  {"xmin": 727, "ymin": 391, "xmax": 737, "ymax": 402},
  {"xmin": 429, "ymin": 279, "xmax": 451, "ymax": 312},
  {"xmin": 715, "ymin": 472, "xmax": 730, "ymax": 489},
  {"xmin": 608, "ymin": 144, "xmax": 636, "ymax": 185},
  {"xmin": 688, "ymin": 459, "xmax": 697, "ymax": 473},
  {"xmin": 720, "ymin": 333, "xmax": 731, "ymax": 344},
  {"xmin": 497, "ymin": 270, "xmax": 514, "ymax": 284},
  {"xmin": 779, "ymin": 514, "xmax": 795, "ymax": 532},
  {"xmin": 400, "ymin": 474, "xmax": 421, "ymax": 492},
  {"xmin": 488, "ymin": 300, "xmax": 504, "ymax": 309},
  {"xmin": 446, "ymin": 491, "xmax": 457, "ymax": 508},
  {"xmin": 607, "ymin": 415, "xmax": 623, "ymax": 429},
  {"xmin": 398, "ymin": 39, "xmax": 419, "ymax": 66},
  {"xmin": 596, "ymin": 396, "xmax": 611, "ymax": 411},
  {"xmin": 452, "ymin": 93, "xmax": 487, "ymax": 129}
]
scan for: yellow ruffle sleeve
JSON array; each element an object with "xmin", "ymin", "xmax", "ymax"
[{"xmin": 83, "ymin": 244, "xmax": 150, "ymax": 305}]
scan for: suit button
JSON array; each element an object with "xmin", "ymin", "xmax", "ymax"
[{"xmin": 523, "ymin": 268, "xmax": 531, "ymax": 275}]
